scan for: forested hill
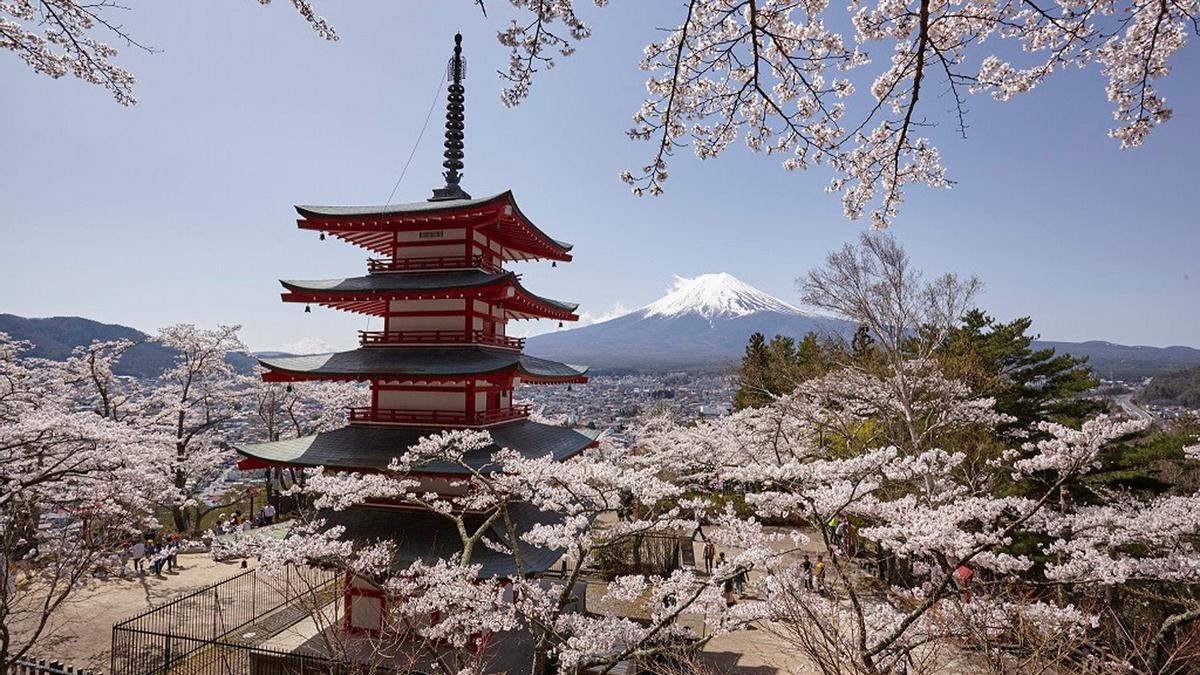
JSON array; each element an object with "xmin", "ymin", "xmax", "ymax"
[
  {"xmin": 1137, "ymin": 367, "xmax": 1200, "ymax": 409},
  {"xmin": 1034, "ymin": 341, "xmax": 1200, "ymax": 380},
  {"xmin": 0, "ymin": 314, "xmax": 256, "ymax": 378}
]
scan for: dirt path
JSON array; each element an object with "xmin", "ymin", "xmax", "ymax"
[{"xmin": 13, "ymin": 553, "xmax": 254, "ymax": 670}]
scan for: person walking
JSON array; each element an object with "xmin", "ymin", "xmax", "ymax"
[
  {"xmin": 703, "ymin": 541, "xmax": 716, "ymax": 574},
  {"xmin": 722, "ymin": 578, "xmax": 737, "ymax": 608},
  {"xmin": 801, "ymin": 554, "xmax": 813, "ymax": 590},
  {"xmin": 130, "ymin": 539, "xmax": 145, "ymax": 574},
  {"xmin": 734, "ymin": 568, "xmax": 747, "ymax": 597},
  {"xmin": 262, "ymin": 502, "xmax": 276, "ymax": 524},
  {"xmin": 814, "ymin": 555, "xmax": 827, "ymax": 593},
  {"xmin": 835, "ymin": 520, "xmax": 848, "ymax": 550}
]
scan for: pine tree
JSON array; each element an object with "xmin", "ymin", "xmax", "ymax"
[
  {"xmin": 734, "ymin": 331, "xmax": 835, "ymax": 410},
  {"xmin": 937, "ymin": 310, "xmax": 1102, "ymax": 435}
]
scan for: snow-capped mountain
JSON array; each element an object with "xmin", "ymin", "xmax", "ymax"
[
  {"xmin": 525, "ymin": 273, "xmax": 856, "ymax": 371},
  {"xmin": 642, "ymin": 272, "xmax": 803, "ymax": 320}
]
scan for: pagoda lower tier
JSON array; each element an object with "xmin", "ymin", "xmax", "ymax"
[{"xmin": 235, "ymin": 419, "xmax": 600, "ymax": 474}]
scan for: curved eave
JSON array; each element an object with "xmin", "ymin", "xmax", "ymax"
[
  {"xmin": 235, "ymin": 420, "xmax": 601, "ymax": 474},
  {"xmin": 278, "ymin": 274, "xmax": 579, "ymax": 322},
  {"xmin": 257, "ymin": 348, "xmax": 589, "ymax": 384},
  {"xmin": 294, "ymin": 191, "xmax": 573, "ymax": 262}
]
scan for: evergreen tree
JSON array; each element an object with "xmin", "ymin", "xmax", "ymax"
[
  {"xmin": 937, "ymin": 310, "xmax": 1102, "ymax": 435},
  {"xmin": 734, "ymin": 331, "xmax": 835, "ymax": 409},
  {"xmin": 849, "ymin": 324, "xmax": 876, "ymax": 365},
  {"xmin": 734, "ymin": 332, "xmax": 773, "ymax": 410}
]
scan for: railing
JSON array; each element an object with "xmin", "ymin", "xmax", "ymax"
[
  {"xmin": 358, "ymin": 329, "xmax": 525, "ymax": 350},
  {"xmin": 111, "ymin": 565, "xmax": 339, "ymax": 675},
  {"xmin": 347, "ymin": 404, "xmax": 532, "ymax": 427},
  {"xmin": 367, "ymin": 255, "xmax": 501, "ymax": 274}
]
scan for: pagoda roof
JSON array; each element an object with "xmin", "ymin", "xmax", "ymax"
[
  {"xmin": 235, "ymin": 419, "xmax": 600, "ymax": 474},
  {"xmin": 295, "ymin": 191, "xmax": 572, "ymax": 262},
  {"xmin": 321, "ymin": 503, "xmax": 565, "ymax": 578},
  {"xmin": 258, "ymin": 347, "xmax": 588, "ymax": 383},
  {"xmin": 279, "ymin": 270, "xmax": 579, "ymax": 320}
]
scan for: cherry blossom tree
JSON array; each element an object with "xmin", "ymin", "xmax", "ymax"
[
  {"xmin": 499, "ymin": 0, "xmax": 1198, "ymax": 226},
  {"xmin": 224, "ymin": 429, "xmax": 795, "ymax": 675},
  {"xmin": 0, "ymin": 0, "xmax": 337, "ymax": 105},
  {"xmin": 248, "ymin": 375, "xmax": 369, "ymax": 503},
  {"xmin": 9, "ymin": 2, "xmax": 1193, "ymax": 225},
  {"xmin": 0, "ymin": 333, "xmax": 170, "ymax": 669},
  {"xmin": 636, "ymin": 354, "xmax": 1172, "ymax": 672},
  {"xmin": 142, "ymin": 324, "xmax": 254, "ymax": 533}
]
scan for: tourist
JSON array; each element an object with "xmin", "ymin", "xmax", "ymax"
[
  {"xmin": 716, "ymin": 551, "xmax": 727, "ymax": 570},
  {"xmin": 734, "ymin": 568, "xmax": 747, "ymax": 596},
  {"xmin": 703, "ymin": 540, "xmax": 716, "ymax": 574},
  {"xmin": 801, "ymin": 554, "xmax": 813, "ymax": 590},
  {"xmin": 130, "ymin": 539, "xmax": 145, "ymax": 574},
  {"xmin": 814, "ymin": 555, "xmax": 827, "ymax": 593},
  {"xmin": 241, "ymin": 518, "xmax": 252, "ymax": 532},
  {"xmin": 691, "ymin": 508, "xmax": 706, "ymax": 541},
  {"xmin": 146, "ymin": 540, "xmax": 162, "ymax": 576},
  {"xmin": 723, "ymin": 577, "xmax": 737, "ymax": 608},
  {"xmin": 835, "ymin": 519, "xmax": 848, "ymax": 549},
  {"xmin": 167, "ymin": 534, "xmax": 180, "ymax": 572},
  {"xmin": 262, "ymin": 502, "xmax": 276, "ymax": 524}
]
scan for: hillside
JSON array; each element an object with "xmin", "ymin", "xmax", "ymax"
[
  {"xmin": 1137, "ymin": 367, "xmax": 1200, "ymax": 409},
  {"xmin": 0, "ymin": 314, "xmax": 257, "ymax": 378},
  {"xmin": 1034, "ymin": 340, "xmax": 1200, "ymax": 380}
]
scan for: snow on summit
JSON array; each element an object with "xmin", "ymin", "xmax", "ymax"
[{"xmin": 641, "ymin": 273, "xmax": 803, "ymax": 319}]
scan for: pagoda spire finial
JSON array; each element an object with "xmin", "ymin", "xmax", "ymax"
[{"xmin": 430, "ymin": 33, "xmax": 472, "ymax": 202}]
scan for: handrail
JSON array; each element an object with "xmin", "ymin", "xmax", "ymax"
[
  {"xmin": 347, "ymin": 405, "xmax": 532, "ymax": 427},
  {"xmin": 367, "ymin": 255, "xmax": 501, "ymax": 274},
  {"xmin": 358, "ymin": 329, "xmax": 525, "ymax": 350}
]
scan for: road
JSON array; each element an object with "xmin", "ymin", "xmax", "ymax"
[{"xmin": 1114, "ymin": 394, "xmax": 1154, "ymax": 423}]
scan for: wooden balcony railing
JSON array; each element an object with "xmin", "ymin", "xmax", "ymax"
[
  {"xmin": 347, "ymin": 404, "xmax": 532, "ymax": 427},
  {"xmin": 358, "ymin": 330, "xmax": 525, "ymax": 350},
  {"xmin": 367, "ymin": 255, "xmax": 502, "ymax": 274}
]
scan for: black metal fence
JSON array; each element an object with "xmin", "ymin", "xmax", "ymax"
[{"xmin": 110, "ymin": 565, "xmax": 340, "ymax": 675}]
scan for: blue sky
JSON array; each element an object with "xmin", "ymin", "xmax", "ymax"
[{"xmin": 2, "ymin": 2, "xmax": 1197, "ymax": 352}]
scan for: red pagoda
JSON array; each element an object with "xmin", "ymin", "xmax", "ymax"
[{"xmin": 236, "ymin": 34, "xmax": 595, "ymax": 635}]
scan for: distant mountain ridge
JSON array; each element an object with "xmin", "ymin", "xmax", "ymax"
[
  {"xmin": 1033, "ymin": 340, "xmax": 1200, "ymax": 381},
  {"xmin": 4, "ymin": 282, "xmax": 1198, "ymax": 380},
  {"xmin": 526, "ymin": 274, "xmax": 1200, "ymax": 378},
  {"xmin": 0, "ymin": 314, "xmax": 257, "ymax": 378}
]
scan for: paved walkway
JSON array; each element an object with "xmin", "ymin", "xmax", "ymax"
[{"xmin": 12, "ymin": 553, "xmax": 255, "ymax": 670}]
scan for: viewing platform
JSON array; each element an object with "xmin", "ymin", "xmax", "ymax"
[
  {"xmin": 358, "ymin": 329, "xmax": 524, "ymax": 350},
  {"xmin": 347, "ymin": 404, "xmax": 532, "ymax": 427}
]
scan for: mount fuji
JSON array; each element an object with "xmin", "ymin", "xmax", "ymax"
[{"xmin": 524, "ymin": 273, "xmax": 855, "ymax": 372}]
